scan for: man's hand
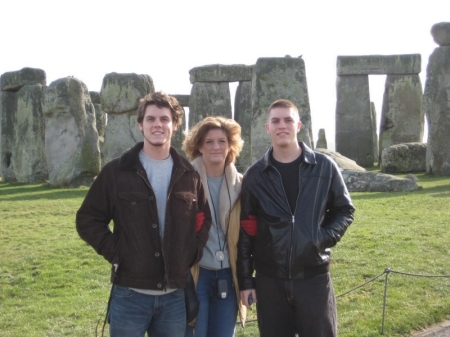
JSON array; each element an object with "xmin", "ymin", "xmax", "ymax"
[{"xmin": 240, "ymin": 289, "xmax": 257, "ymax": 310}]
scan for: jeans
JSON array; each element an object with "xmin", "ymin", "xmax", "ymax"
[
  {"xmin": 255, "ymin": 272, "xmax": 337, "ymax": 337},
  {"xmin": 108, "ymin": 285, "xmax": 186, "ymax": 337},
  {"xmin": 185, "ymin": 267, "xmax": 237, "ymax": 337}
]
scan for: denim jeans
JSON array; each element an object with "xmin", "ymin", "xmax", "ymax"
[
  {"xmin": 185, "ymin": 267, "xmax": 237, "ymax": 337},
  {"xmin": 108, "ymin": 285, "xmax": 186, "ymax": 337},
  {"xmin": 255, "ymin": 272, "xmax": 337, "ymax": 337}
]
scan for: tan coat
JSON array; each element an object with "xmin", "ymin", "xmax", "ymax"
[{"xmin": 190, "ymin": 157, "xmax": 247, "ymax": 327}]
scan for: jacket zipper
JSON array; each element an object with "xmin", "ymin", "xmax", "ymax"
[{"xmin": 272, "ymin": 164, "xmax": 302, "ymax": 279}]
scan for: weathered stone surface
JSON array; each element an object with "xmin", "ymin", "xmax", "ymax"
[
  {"xmin": 89, "ymin": 91, "xmax": 101, "ymax": 104},
  {"xmin": 173, "ymin": 94, "xmax": 190, "ymax": 107},
  {"xmin": 380, "ymin": 142, "xmax": 427, "ymax": 173},
  {"xmin": 423, "ymin": 46, "xmax": 450, "ymax": 176},
  {"xmin": 101, "ymin": 113, "xmax": 142, "ymax": 166},
  {"xmin": 189, "ymin": 64, "xmax": 253, "ymax": 84},
  {"xmin": 337, "ymin": 54, "xmax": 421, "ymax": 75},
  {"xmin": 251, "ymin": 57, "xmax": 313, "ymax": 162},
  {"xmin": 341, "ymin": 169, "xmax": 420, "ymax": 192},
  {"xmin": 316, "ymin": 129, "xmax": 327, "ymax": 149},
  {"xmin": 0, "ymin": 91, "xmax": 17, "ymax": 181},
  {"xmin": 1, "ymin": 67, "xmax": 46, "ymax": 91},
  {"xmin": 234, "ymin": 81, "xmax": 252, "ymax": 173},
  {"xmin": 170, "ymin": 106, "xmax": 186, "ymax": 155},
  {"xmin": 188, "ymin": 82, "xmax": 232, "ymax": 128},
  {"xmin": 315, "ymin": 148, "xmax": 365, "ymax": 171},
  {"xmin": 379, "ymin": 74, "xmax": 424, "ymax": 161},
  {"xmin": 370, "ymin": 102, "xmax": 379, "ymax": 162},
  {"xmin": 335, "ymin": 75, "xmax": 374, "ymax": 167},
  {"xmin": 100, "ymin": 73, "xmax": 154, "ymax": 114},
  {"xmin": 89, "ymin": 91, "xmax": 106, "ymax": 139},
  {"xmin": 43, "ymin": 77, "xmax": 100, "ymax": 187},
  {"xmin": 431, "ymin": 22, "xmax": 450, "ymax": 46},
  {"xmin": 12, "ymin": 84, "xmax": 48, "ymax": 182}
]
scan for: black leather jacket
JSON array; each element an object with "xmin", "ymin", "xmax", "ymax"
[{"xmin": 237, "ymin": 143, "xmax": 355, "ymax": 290}]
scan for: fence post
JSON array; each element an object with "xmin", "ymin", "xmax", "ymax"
[{"xmin": 381, "ymin": 268, "xmax": 391, "ymax": 335}]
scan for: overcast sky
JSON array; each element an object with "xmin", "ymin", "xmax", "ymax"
[{"xmin": 1, "ymin": 0, "xmax": 448, "ymax": 150}]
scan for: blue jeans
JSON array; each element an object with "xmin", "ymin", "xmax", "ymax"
[
  {"xmin": 108, "ymin": 285, "xmax": 186, "ymax": 337},
  {"xmin": 185, "ymin": 267, "xmax": 237, "ymax": 337}
]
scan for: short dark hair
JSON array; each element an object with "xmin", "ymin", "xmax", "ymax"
[
  {"xmin": 137, "ymin": 91, "xmax": 183, "ymax": 127},
  {"xmin": 267, "ymin": 99, "xmax": 300, "ymax": 121}
]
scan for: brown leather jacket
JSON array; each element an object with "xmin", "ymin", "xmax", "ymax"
[{"xmin": 76, "ymin": 142, "xmax": 211, "ymax": 290}]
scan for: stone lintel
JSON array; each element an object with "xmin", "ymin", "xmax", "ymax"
[
  {"xmin": 189, "ymin": 64, "xmax": 253, "ymax": 84},
  {"xmin": 1, "ymin": 67, "xmax": 46, "ymax": 91},
  {"xmin": 172, "ymin": 94, "xmax": 190, "ymax": 107},
  {"xmin": 337, "ymin": 54, "xmax": 421, "ymax": 75}
]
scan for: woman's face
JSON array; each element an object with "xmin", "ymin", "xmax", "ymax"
[{"xmin": 199, "ymin": 129, "xmax": 230, "ymax": 167}]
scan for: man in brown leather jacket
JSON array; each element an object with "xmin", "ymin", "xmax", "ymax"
[
  {"xmin": 76, "ymin": 92, "xmax": 211, "ymax": 337},
  {"xmin": 237, "ymin": 99, "xmax": 355, "ymax": 337}
]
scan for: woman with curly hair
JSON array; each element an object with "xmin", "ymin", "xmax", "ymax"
[{"xmin": 183, "ymin": 116, "xmax": 247, "ymax": 337}]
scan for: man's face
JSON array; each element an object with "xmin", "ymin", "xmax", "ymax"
[
  {"xmin": 139, "ymin": 105, "xmax": 177, "ymax": 148},
  {"xmin": 265, "ymin": 107, "xmax": 302, "ymax": 148}
]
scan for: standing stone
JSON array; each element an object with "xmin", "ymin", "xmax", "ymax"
[
  {"xmin": 43, "ymin": 77, "xmax": 100, "ymax": 187},
  {"xmin": 0, "ymin": 91, "xmax": 17, "ymax": 181},
  {"xmin": 379, "ymin": 74, "xmax": 423, "ymax": 162},
  {"xmin": 423, "ymin": 40, "xmax": 450, "ymax": 175},
  {"xmin": 0, "ymin": 67, "xmax": 46, "ymax": 91},
  {"xmin": 234, "ymin": 81, "xmax": 252, "ymax": 172},
  {"xmin": 431, "ymin": 22, "xmax": 450, "ymax": 46},
  {"xmin": 169, "ymin": 106, "xmax": 186, "ymax": 154},
  {"xmin": 316, "ymin": 129, "xmax": 327, "ymax": 149},
  {"xmin": 0, "ymin": 92, "xmax": 2, "ymax": 179},
  {"xmin": 13, "ymin": 84, "xmax": 48, "ymax": 182},
  {"xmin": 251, "ymin": 57, "xmax": 313, "ymax": 162},
  {"xmin": 370, "ymin": 102, "xmax": 379, "ymax": 163},
  {"xmin": 335, "ymin": 75, "xmax": 374, "ymax": 167},
  {"xmin": 89, "ymin": 91, "xmax": 106, "ymax": 139},
  {"xmin": 188, "ymin": 82, "xmax": 232, "ymax": 128},
  {"xmin": 100, "ymin": 73, "xmax": 154, "ymax": 165}
]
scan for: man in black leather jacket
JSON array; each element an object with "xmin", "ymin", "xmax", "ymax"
[{"xmin": 237, "ymin": 99, "xmax": 355, "ymax": 337}]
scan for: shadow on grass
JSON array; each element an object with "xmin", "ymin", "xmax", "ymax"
[{"xmin": 0, "ymin": 182, "xmax": 88, "ymax": 200}]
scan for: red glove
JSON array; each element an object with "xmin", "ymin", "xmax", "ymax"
[
  {"xmin": 196, "ymin": 212, "xmax": 205, "ymax": 232},
  {"xmin": 241, "ymin": 215, "xmax": 257, "ymax": 236}
]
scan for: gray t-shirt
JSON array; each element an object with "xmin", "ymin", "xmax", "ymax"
[
  {"xmin": 199, "ymin": 175, "xmax": 230, "ymax": 270},
  {"xmin": 139, "ymin": 150, "xmax": 173, "ymax": 239}
]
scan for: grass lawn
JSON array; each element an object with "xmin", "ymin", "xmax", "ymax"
[{"xmin": 0, "ymin": 172, "xmax": 449, "ymax": 336}]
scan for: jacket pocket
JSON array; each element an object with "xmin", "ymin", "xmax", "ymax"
[
  {"xmin": 175, "ymin": 192, "xmax": 197, "ymax": 210},
  {"xmin": 118, "ymin": 192, "xmax": 149, "ymax": 223}
]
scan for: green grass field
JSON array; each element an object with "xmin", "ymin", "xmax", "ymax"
[{"xmin": 0, "ymin": 172, "xmax": 449, "ymax": 336}]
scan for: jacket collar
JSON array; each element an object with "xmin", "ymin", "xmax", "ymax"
[
  {"xmin": 261, "ymin": 142, "xmax": 316, "ymax": 171},
  {"xmin": 191, "ymin": 156, "xmax": 242, "ymax": 233},
  {"xmin": 117, "ymin": 142, "xmax": 194, "ymax": 172}
]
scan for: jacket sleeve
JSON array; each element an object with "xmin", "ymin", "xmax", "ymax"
[
  {"xmin": 319, "ymin": 162, "xmax": 355, "ymax": 249},
  {"xmin": 237, "ymin": 180, "xmax": 257, "ymax": 290},
  {"xmin": 75, "ymin": 166, "xmax": 119, "ymax": 264},
  {"xmin": 192, "ymin": 177, "xmax": 212, "ymax": 265}
]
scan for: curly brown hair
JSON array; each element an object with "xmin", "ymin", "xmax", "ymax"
[
  {"xmin": 137, "ymin": 91, "xmax": 183, "ymax": 127},
  {"xmin": 183, "ymin": 116, "xmax": 243, "ymax": 166}
]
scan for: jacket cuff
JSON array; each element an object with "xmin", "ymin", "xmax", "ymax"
[{"xmin": 238, "ymin": 276, "xmax": 256, "ymax": 290}]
